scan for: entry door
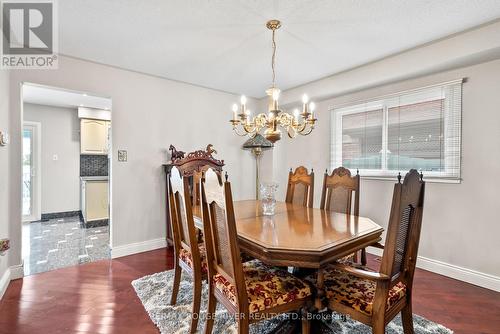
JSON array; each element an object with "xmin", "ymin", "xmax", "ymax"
[{"xmin": 22, "ymin": 122, "xmax": 41, "ymax": 222}]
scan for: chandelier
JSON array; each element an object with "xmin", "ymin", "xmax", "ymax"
[{"xmin": 229, "ymin": 19, "xmax": 317, "ymax": 143}]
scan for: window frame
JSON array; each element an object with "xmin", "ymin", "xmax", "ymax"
[{"xmin": 330, "ymin": 80, "xmax": 463, "ymax": 183}]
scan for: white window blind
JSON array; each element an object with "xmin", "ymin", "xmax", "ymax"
[{"xmin": 331, "ymin": 80, "xmax": 462, "ymax": 181}]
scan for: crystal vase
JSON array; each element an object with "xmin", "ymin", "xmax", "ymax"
[{"xmin": 260, "ymin": 183, "xmax": 278, "ymax": 216}]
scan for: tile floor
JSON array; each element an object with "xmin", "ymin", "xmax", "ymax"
[{"xmin": 22, "ymin": 215, "xmax": 110, "ymax": 276}]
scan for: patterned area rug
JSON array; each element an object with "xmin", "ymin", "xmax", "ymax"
[{"xmin": 132, "ymin": 270, "xmax": 453, "ymax": 334}]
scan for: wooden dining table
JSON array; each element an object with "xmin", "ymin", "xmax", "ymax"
[{"xmin": 192, "ymin": 199, "xmax": 383, "ymax": 309}]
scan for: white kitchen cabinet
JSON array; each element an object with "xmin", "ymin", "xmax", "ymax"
[
  {"xmin": 81, "ymin": 179, "xmax": 109, "ymax": 222},
  {"xmin": 80, "ymin": 119, "xmax": 109, "ymax": 155}
]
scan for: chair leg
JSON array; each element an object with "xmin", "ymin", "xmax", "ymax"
[
  {"xmin": 190, "ymin": 273, "xmax": 202, "ymax": 334},
  {"xmin": 169, "ymin": 263, "xmax": 182, "ymax": 305},
  {"xmin": 401, "ymin": 302, "xmax": 415, "ymax": 334},
  {"xmin": 372, "ymin": 316, "xmax": 385, "ymax": 334},
  {"xmin": 361, "ymin": 248, "xmax": 367, "ymax": 266},
  {"xmin": 353, "ymin": 251, "xmax": 359, "ymax": 263},
  {"xmin": 237, "ymin": 315, "xmax": 249, "ymax": 334},
  {"xmin": 301, "ymin": 308, "xmax": 310, "ymax": 334},
  {"xmin": 204, "ymin": 283, "xmax": 216, "ymax": 334}
]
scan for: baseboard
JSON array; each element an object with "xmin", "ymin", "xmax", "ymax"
[
  {"xmin": 9, "ymin": 264, "xmax": 24, "ymax": 280},
  {"xmin": 0, "ymin": 268, "xmax": 11, "ymax": 300},
  {"xmin": 367, "ymin": 247, "xmax": 500, "ymax": 292},
  {"xmin": 41, "ymin": 210, "xmax": 82, "ymax": 221},
  {"xmin": 111, "ymin": 238, "xmax": 167, "ymax": 259},
  {"xmin": 0, "ymin": 263, "xmax": 25, "ymax": 300}
]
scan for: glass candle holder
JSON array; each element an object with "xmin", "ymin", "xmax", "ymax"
[{"xmin": 260, "ymin": 183, "xmax": 278, "ymax": 216}]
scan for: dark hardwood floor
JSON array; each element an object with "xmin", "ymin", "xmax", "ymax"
[{"xmin": 0, "ymin": 248, "xmax": 498, "ymax": 334}]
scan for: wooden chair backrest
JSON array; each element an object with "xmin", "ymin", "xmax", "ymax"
[
  {"xmin": 320, "ymin": 167, "xmax": 360, "ymax": 215},
  {"xmin": 201, "ymin": 169, "xmax": 248, "ymax": 309},
  {"xmin": 285, "ymin": 166, "xmax": 314, "ymax": 208},
  {"xmin": 380, "ymin": 169, "xmax": 425, "ymax": 289},
  {"xmin": 192, "ymin": 171, "xmax": 203, "ymax": 206},
  {"xmin": 169, "ymin": 167, "xmax": 201, "ymax": 265}
]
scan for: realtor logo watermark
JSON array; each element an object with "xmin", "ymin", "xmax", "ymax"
[{"xmin": 1, "ymin": 0, "xmax": 58, "ymax": 69}]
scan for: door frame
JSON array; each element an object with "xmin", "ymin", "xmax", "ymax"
[
  {"xmin": 22, "ymin": 121, "xmax": 42, "ymax": 222},
  {"xmin": 19, "ymin": 82, "xmax": 114, "ymax": 277}
]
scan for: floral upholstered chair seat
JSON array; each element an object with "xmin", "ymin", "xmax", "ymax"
[
  {"xmin": 305, "ymin": 264, "xmax": 406, "ymax": 316},
  {"xmin": 213, "ymin": 260, "xmax": 312, "ymax": 313},
  {"xmin": 179, "ymin": 244, "xmax": 208, "ymax": 274}
]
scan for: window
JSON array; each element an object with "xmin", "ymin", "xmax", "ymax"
[{"xmin": 331, "ymin": 80, "xmax": 462, "ymax": 181}]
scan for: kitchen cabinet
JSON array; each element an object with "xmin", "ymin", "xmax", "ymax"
[
  {"xmin": 81, "ymin": 178, "xmax": 109, "ymax": 223},
  {"xmin": 80, "ymin": 119, "xmax": 109, "ymax": 155}
]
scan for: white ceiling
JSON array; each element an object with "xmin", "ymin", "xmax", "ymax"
[
  {"xmin": 59, "ymin": 0, "xmax": 500, "ymax": 98},
  {"xmin": 23, "ymin": 84, "xmax": 112, "ymax": 110}
]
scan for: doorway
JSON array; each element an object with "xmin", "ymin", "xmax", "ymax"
[{"xmin": 21, "ymin": 83, "xmax": 113, "ymax": 276}]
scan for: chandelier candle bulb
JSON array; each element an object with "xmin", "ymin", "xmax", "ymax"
[
  {"xmin": 272, "ymin": 90, "xmax": 280, "ymax": 110},
  {"xmin": 246, "ymin": 110, "xmax": 251, "ymax": 125},
  {"xmin": 302, "ymin": 94, "xmax": 310, "ymax": 115},
  {"xmin": 232, "ymin": 104, "xmax": 238, "ymax": 120},
  {"xmin": 240, "ymin": 95, "xmax": 247, "ymax": 115}
]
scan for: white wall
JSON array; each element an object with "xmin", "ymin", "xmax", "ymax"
[
  {"xmin": 0, "ymin": 69, "xmax": 10, "ymax": 297},
  {"xmin": 24, "ymin": 103, "xmax": 80, "ymax": 214},
  {"xmin": 274, "ymin": 59, "xmax": 500, "ymax": 282},
  {"xmin": 8, "ymin": 56, "xmax": 258, "ymax": 267}
]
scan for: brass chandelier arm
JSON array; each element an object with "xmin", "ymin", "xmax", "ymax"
[
  {"xmin": 298, "ymin": 126, "xmax": 314, "ymax": 136},
  {"xmin": 287, "ymin": 126, "xmax": 298, "ymax": 139},
  {"xmin": 243, "ymin": 122, "xmax": 257, "ymax": 133},
  {"xmin": 232, "ymin": 126, "xmax": 252, "ymax": 136}
]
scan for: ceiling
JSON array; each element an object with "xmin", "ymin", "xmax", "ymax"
[
  {"xmin": 59, "ymin": 1, "xmax": 500, "ymax": 98},
  {"xmin": 23, "ymin": 84, "xmax": 112, "ymax": 110}
]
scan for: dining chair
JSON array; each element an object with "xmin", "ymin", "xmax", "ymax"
[
  {"xmin": 169, "ymin": 166, "xmax": 207, "ymax": 333},
  {"xmin": 201, "ymin": 168, "xmax": 313, "ymax": 334},
  {"xmin": 306, "ymin": 169, "xmax": 425, "ymax": 334},
  {"xmin": 285, "ymin": 166, "xmax": 314, "ymax": 208},
  {"xmin": 320, "ymin": 167, "xmax": 366, "ymax": 265}
]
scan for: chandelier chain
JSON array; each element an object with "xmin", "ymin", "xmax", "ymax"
[{"xmin": 271, "ymin": 28, "xmax": 277, "ymax": 88}]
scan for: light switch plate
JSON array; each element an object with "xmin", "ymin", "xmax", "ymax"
[{"xmin": 118, "ymin": 150, "xmax": 127, "ymax": 162}]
